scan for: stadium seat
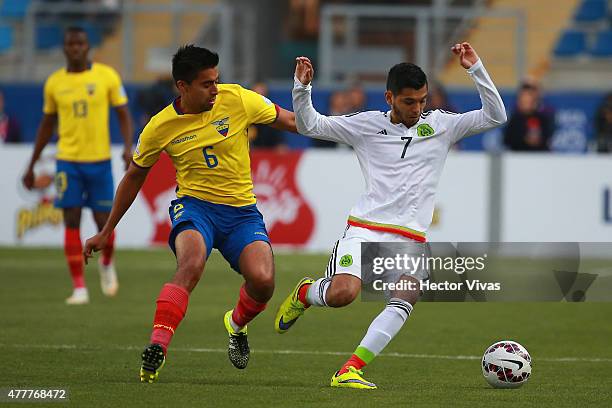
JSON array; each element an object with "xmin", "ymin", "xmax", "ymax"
[
  {"xmin": 36, "ymin": 24, "xmax": 63, "ymax": 50},
  {"xmin": 590, "ymin": 30, "xmax": 612, "ymax": 57},
  {"xmin": 0, "ymin": 24, "xmax": 13, "ymax": 53},
  {"xmin": 553, "ymin": 30, "xmax": 587, "ymax": 57},
  {"xmin": 574, "ymin": 0, "xmax": 608, "ymax": 22},
  {"xmin": 79, "ymin": 22, "xmax": 103, "ymax": 47},
  {"xmin": 0, "ymin": 0, "xmax": 31, "ymax": 18}
]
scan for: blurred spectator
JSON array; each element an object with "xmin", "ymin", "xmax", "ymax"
[
  {"xmin": 426, "ymin": 81, "xmax": 462, "ymax": 150},
  {"xmin": 594, "ymin": 92, "xmax": 612, "ymax": 153},
  {"xmin": 249, "ymin": 82, "xmax": 287, "ymax": 151},
  {"xmin": 346, "ymin": 83, "xmax": 367, "ymax": 113},
  {"xmin": 136, "ymin": 75, "xmax": 178, "ymax": 128},
  {"xmin": 0, "ymin": 90, "xmax": 22, "ymax": 144},
  {"xmin": 313, "ymin": 89, "xmax": 353, "ymax": 148},
  {"xmin": 328, "ymin": 90, "xmax": 352, "ymax": 116},
  {"xmin": 503, "ymin": 81, "xmax": 554, "ymax": 151},
  {"xmin": 426, "ymin": 81, "xmax": 455, "ymax": 112}
]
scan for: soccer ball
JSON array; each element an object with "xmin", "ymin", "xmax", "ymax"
[{"xmin": 481, "ymin": 340, "xmax": 531, "ymax": 388}]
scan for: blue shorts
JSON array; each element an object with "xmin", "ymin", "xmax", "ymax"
[
  {"xmin": 168, "ymin": 196, "xmax": 270, "ymax": 273},
  {"xmin": 54, "ymin": 160, "xmax": 114, "ymax": 212}
]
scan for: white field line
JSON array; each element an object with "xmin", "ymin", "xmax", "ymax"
[{"xmin": 2, "ymin": 343, "xmax": 612, "ymax": 364}]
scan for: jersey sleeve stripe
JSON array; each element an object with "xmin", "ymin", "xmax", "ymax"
[{"xmin": 131, "ymin": 159, "xmax": 153, "ymax": 169}]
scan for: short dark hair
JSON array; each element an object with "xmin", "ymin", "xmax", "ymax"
[
  {"xmin": 172, "ymin": 45, "xmax": 219, "ymax": 84},
  {"xmin": 64, "ymin": 26, "xmax": 87, "ymax": 41},
  {"xmin": 520, "ymin": 83, "xmax": 538, "ymax": 92},
  {"xmin": 386, "ymin": 63, "xmax": 428, "ymax": 94}
]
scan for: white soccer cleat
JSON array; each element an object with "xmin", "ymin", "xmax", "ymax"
[
  {"xmin": 65, "ymin": 287, "xmax": 89, "ymax": 305},
  {"xmin": 98, "ymin": 259, "xmax": 119, "ymax": 297}
]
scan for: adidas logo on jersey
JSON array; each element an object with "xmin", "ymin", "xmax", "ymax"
[{"xmin": 377, "ymin": 129, "xmax": 388, "ymax": 135}]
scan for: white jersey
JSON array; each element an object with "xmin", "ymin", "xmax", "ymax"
[{"xmin": 292, "ymin": 59, "xmax": 506, "ymax": 242}]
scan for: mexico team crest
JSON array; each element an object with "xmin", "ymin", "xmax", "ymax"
[
  {"xmin": 339, "ymin": 254, "xmax": 353, "ymax": 267},
  {"xmin": 211, "ymin": 117, "xmax": 230, "ymax": 137},
  {"xmin": 417, "ymin": 124, "xmax": 435, "ymax": 137}
]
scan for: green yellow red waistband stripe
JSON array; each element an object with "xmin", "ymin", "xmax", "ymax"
[{"xmin": 347, "ymin": 216, "xmax": 426, "ymax": 242}]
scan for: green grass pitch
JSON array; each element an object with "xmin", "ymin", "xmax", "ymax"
[{"xmin": 1, "ymin": 248, "xmax": 611, "ymax": 407}]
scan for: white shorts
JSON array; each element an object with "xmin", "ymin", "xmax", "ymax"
[{"xmin": 325, "ymin": 225, "xmax": 430, "ymax": 283}]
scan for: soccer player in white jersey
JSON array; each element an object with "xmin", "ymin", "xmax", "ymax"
[{"xmin": 274, "ymin": 42, "xmax": 507, "ymax": 389}]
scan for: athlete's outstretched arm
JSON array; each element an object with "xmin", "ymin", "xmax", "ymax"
[
  {"xmin": 292, "ymin": 57, "xmax": 363, "ymax": 146},
  {"xmin": 115, "ymin": 105, "xmax": 134, "ymax": 170},
  {"xmin": 83, "ymin": 162, "xmax": 150, "ymax": 262},
  {"xmin": 444, "ymin": 43, "xmax": 507, "ymax": 143},
  {"xmin": 22, "ymin": 113, "xmax": 57, "ymax": 189},
  {"xmin": 269, "ymin": 107, "xmax": 297, "ymax": 133}
]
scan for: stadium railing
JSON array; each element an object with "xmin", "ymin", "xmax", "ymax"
[
  {"xmin": 8, "ymin": 1, "xmax": 254, "ymax": 84},
  {"xmin": 317, "ymin": 4, "xmax": 526, "ymax": 86}
]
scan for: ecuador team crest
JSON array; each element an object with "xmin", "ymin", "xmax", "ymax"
[{"xmin": 211, "ymin": 117, "xmax": 230, "ymax": 137}]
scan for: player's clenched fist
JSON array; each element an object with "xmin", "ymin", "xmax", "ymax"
[
  {"xmin": 451, "ymin": 42, "xmax": 480, "ymax": 69},
  {"xmin": 22, "ymin": 168, "xmax": 35, "ymax": 190},
  {"xmin": 295, "ymin": 56, "xmax": 314, "ymax": 86}
]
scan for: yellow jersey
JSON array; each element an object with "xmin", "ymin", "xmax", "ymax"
[
  {"xmin": 43, "ymin": 62, "xmax": 128, "ymax": 162},
  {"xmin": 133, "ymin": 84, "xmax": 278, "ymax": 207}
]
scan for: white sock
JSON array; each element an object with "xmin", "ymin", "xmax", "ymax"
[
  {"xmin": 305, "ymin": 277, "xmax": 331, "ymax": 307},
  {"xmin": 358, "ymin": 298, "xmax": 413, "ymax": 356},
  {"xmin": 229, "ymin": 316, "xmax": 242, "ymax": 332}
]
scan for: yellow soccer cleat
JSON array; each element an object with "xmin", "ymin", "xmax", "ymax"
[
  {"xmin": 274, "ymin": 277, "xmax": 314, "ymax": 334},
  {"xmin": 140, "ymin": 343, "xmax": 165, "ymax": 383},
  {"xmin": 224, "ymin": 310, "xmax": 249, "ymax": 369},
  {"xmin": 330, "ymin": 366, "xmax": 377, "ymax": 389}
]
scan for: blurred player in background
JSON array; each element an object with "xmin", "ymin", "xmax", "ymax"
[
  {"xmin": 83, "ymin": 45, "xmax": 297, "ymax": 383},
  {"xmin": 275, "ymin": 42, "xmax": 507, "ymax": 389},
  {"xmin": 22, "ymin": 26, "xmax": 133, "ymax": 305},
  {"xmin": 0, "ymin": 89, "xmax": 22, "ymax": 143}
]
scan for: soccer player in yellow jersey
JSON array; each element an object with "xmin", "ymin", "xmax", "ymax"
[
  {"xmin": 84, "ymin": 45, "xmax": 297, "ymax": 382},
  {"xmin": 22, "ymin": 27, "xmax": 133, "ymax": 305}
]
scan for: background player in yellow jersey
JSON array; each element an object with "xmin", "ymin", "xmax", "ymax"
[
  {"xmin": 22, "ymin": 27, "xmax": 133, "ymax": 305},
  {"xmin": 84, "ymin": 45, "xmax": 297, "ymax": 382}
]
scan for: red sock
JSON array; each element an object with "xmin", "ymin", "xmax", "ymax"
[
  {"xmin": 150, "ymin": 283, "xmax": 189, "ymax": 354},
  {"xmin": 298, "ymin": 283, "xmax": 311, "ymax": 308},
  {"xmin": 101, "ymin": 231, "xmax": 115, "ymax": 266},
  {"xmin": 64, "ymin": 228, "xmax": 85, "ymax": 289},
  {"xmin": 339, "ymin": 354, "xmax": 366, "ymax": 374},
  {"xmin": 231, "ymin": 285, "xmax": 267, "ymax": 328},
  {"xmin": 339, "ymin": 354, "xmax": 367, "ymax": 375}
]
